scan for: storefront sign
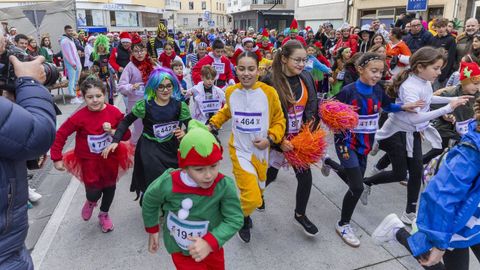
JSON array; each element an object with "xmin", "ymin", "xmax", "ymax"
[
  {"xmin": 103, "ymin": 4, "xmax": 125, "ymax": 10},
  {"xmin": 407, "ymin": 0, "xmax": 428, "ymax": 12}
]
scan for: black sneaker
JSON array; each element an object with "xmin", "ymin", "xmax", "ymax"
[
  {"xmin": 257, "ymin": 196, "xmax": 265, "ymax": 212},
  {"xmin": 238, "ymin": 216, "xmax": 252, "ymax": 243},
  {"xmin": 294, "ymin": 214, "xmax": 319, "ymax": 236}
]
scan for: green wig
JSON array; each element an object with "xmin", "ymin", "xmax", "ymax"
[{"xmin": 92, "ymin": 34, "xmax": 110, "ymax": 61}]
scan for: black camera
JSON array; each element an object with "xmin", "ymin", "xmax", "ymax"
[{"xmin": 0, "ymin": 45, "xmax": 59, "ymax": 92}]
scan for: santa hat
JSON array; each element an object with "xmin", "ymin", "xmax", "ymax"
[
  {"xmin": 119, "ymin": 32, "xmax": 132, "ymax": 43},
  {"xmin": 460, "ymin": 61, "xmax": 480, "ymax": 85},
  {"xmin": 106, "ymin": 32, "xmax": 113, "ymax": 37},
  {"xmin": 261, "ymin": 28, "xmax": 269, "ymax": 41},
  {"xmin": 305, "ymin": 26, "xmax": 313, "ymax": 33},
  {"xmin": 178, "ymin": 120, "xmax": 223, "ymax": 168},
  {"xmin": 242, "ymin": 37, "xmax": 254, "ymax": 45},
  {"xmin": 290, "ymin": 19, "xmax": 299, "ymax": 33},
  {"xmin": 131, "ymin": 33, "xmax": 142, "ymax": 45}
]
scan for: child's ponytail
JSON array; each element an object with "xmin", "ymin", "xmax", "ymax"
[{"xmin": 387, "ymin": 46, "xmax": 446, "ymax": 98}]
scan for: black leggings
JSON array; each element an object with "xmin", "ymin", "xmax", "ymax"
[
  {"xmin": 86, "ymin": 185, "xmax": 116, "ymax": 212},
  {"xmin": 422, "ymin": 137, "xmax": 452, "ymax": 165},
  {"xmin": 396, "ymin": 228, "xmax": 480, "ymax": 270},
  {"xmin": 266, "ymin": 167, "xmax": 312, "ymax": 216},
  {"xmin": 364, "ymin": 132, "xmax": 423, "ymax": 214}
]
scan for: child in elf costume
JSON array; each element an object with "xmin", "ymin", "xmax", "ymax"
[{"xmin": 142, "ymin": 120, "xmax": 243, "ymax": 270}]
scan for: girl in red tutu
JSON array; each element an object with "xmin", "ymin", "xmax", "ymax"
[{"xmin": 50, "ymin": 75, "xmax": 133, "ymax": 233}]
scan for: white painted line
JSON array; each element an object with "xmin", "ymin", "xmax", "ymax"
[{"xmin": 31, "ymin": 176, "xmax": 80, "ymax": 269}]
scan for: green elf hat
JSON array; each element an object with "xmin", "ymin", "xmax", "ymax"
[
  {"xmin": 289, "ymin": 19, "xmax": 299, "ymax": 33},
  {"xmin": 178, "ymin": 120, "xmax": 223, "ymax": 168}
]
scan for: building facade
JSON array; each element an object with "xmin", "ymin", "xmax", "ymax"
[
  {"xmin": 227, "ymin": 0, "xmax": 294, "ymax": 32},
  {"xmin": 177, "ymin": 0, "xmax": 230, "ymax": 31},
  {"xmin": 294, "ymin": 0, "xmax": 346, "ymax": 31},
  {"xmin": 349, "ymin": 0, "xmax": 470, "ymax": 29}
]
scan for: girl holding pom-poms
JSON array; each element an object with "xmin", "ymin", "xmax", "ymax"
[
  {"xmin": 50, "ymin": 75, "xmax": 134, "ymax": 233},
  {"xmin": 323, "ymin": 52, "xmax": 425, "ymax": 248},
  {"xmin": 263, "ymin": 40, "xmax": 323, "ymax": 237},
  {"xmin": 103, "ymin": 67, "xmax": 192, "ymax": 203}
]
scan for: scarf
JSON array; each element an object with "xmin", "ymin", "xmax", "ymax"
[
  {"xmin": 159, "ymin": 50, "xmax": 177, "ymax": 69},
  {"xmin": 131, "ymin": 54, "xmax": 154, "ymax": 84}
]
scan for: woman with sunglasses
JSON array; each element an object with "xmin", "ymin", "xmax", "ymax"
[{"xmin": 104, "ymin": 66, "xmax": 191, "ymax": 204}]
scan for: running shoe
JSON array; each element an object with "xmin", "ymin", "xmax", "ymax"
[
  {"xmin": 335, "ymin": 221, "xmax": 360, "ymax": 247},
  {"xmin": 238, "ymin": 216, "xmax": 252, "ymax": 243},
  {"xmin": 359, "ymin": 184, "xmax": 371, "ymax": 206},
  {"xmin": 321, "ymin": 163, "xmax": 331, "ymax": 177},
  {"xmin": 400, "ymin": 172, "xmax": 409, "ymax": 186},
  {"xmin": 257, "ymin": 196, "xmax": 265, "ymax": 212},
  {"xmin": 98, "ymin": 212, "xmax": 114, "ymax": 233},
  {"xmin": 370, "ymin": 142, "xmax": 380, "ymax": 156},
  {"xmin": 81, "ymin": 200, "xmax": 97, "ymax": 221},
  {"xmin": 400, "ymin": 211, "xmax": 416, "ymax": 225},
  {"xmin": 370, "ymin": 165, "xmax": 383, "ymax": 175},
  {"xmin": 294, "ymin": 214, "xmax": 319, "ymax": 236},
  {"xmin": 28, "ymin": 187, "xmax": 42, "ymax": 202},
  {"xmin": 372, "ymin": 213, "xmax": 405, "ymax": 245}
]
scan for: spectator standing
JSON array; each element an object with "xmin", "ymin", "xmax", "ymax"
[
  {"xmin": 429, "ymin": 18, "xmax": 457, "ymax": 89},
  {"xmin": 39, "ymin": 35, "xmax": 54, "ymax": 63},
  {"xmin": 404, "ymin": 18, "xmax": 434, "ymax": 53},
  {"xmin": 60, "ymin": 25, "xmax": 82, "ymax": 100},
  {"xmin": 456, "ymin": 18, "xmax": 479, "ymax": 65}
]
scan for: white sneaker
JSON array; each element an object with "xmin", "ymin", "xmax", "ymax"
[
  {"xmin": 335, "ymin": 221, "xmax": 360, "ymax": 247},
  {"xmin": 370, "ymin": 142, "xmax": 380, "ymax": 156},
  {"xmin": 321, "ymin": 163, "xmax": 331, "ymax": 177},
  {"xmin": 372, "ymin": 214, "xmax": 405, "ymax": 245},
  {"xmin": 400, "ymin": 211, "xmax": 417, "ymax": 225},
  {"xmin": 70, "ymin": 97, "xmax": 83, "ymax": 104},
  {"xmin": 28, "ymin": 187, "xmax": 42, "ymax": 202},
  {"xmin": 360, "ymin": 184, "xmax": 371, "ymax": 206},
  {"xmin": 370, "ymin": 165, "xmax": 383, "ymax": 175}
]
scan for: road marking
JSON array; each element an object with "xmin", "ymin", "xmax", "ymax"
[{"xmin": 31, "ymin": 176, "xmax": 80, "ymax": 269}]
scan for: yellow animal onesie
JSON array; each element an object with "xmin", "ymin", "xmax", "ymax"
[{"xmin": 210, "ymin": 81, "xmax": 285, "ymax": 216}]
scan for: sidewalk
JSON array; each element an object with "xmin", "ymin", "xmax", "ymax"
[{"xmin": 28, "ymin": 96, "xmax": 480, "ymax": 270}]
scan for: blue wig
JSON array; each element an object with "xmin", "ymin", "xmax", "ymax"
[{"xmin": 144, "ymin": 67, "xmax": 182, "ymax": 101}]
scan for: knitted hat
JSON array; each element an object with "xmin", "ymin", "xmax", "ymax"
[
  {"xmin": 460, "ymin": 61, "xmax": 480, "ymax": 85},
  {"xmin": 119, "ymin": 32, "xmax": 132, "ymax": 43},
  {"xmin": 290, "ymin": 19, "xmax": 299, "ymax": 33},
  {"xmin": 178, "ymin": 120, "xmax": 223, "ymax": 168},
  {"xmin": 261, "ymin": 28, "xmax": 269, "ymax": 41},
  {"xmin": 131, "ymin": 33, "xmax": 142, "ymax": 45}
]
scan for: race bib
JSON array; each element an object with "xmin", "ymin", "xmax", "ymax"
[
  {"xmin": 156, "ymin": 48, "xmax": 164, "ymax": 57},
  {"xmin": 233, "ymin": 112, "xmax": 262, "ymax": 133},
  {"xmin": 212, "ymin": 62, "xmax": 225, "ymax": 74},
  {"xmin": 87, "ymin": 133, "xmax": 112, "ymax": 154},
  {"xmin": 200, "ymin": 99, "xmax": 221, "ymax": 114},
  {"xmin": 166, "ymin": 211, "xmax": 209, "ymax": 251},
  {"xmin": 135, "ymin": 85, "xmax": 145, "ymax": 96},
  {"xmin": 287, "ymin": 106, "xmax": 305, "ymax": 134},
  {"xmin": 456, "ymin": 118, "xmax": 474, "ymax": 136},
  {"xmin": 353, "ymin": 113, "xmax": 379, "ymax": 134},
  {"xmin": 305, "ymin": 59, "xmax": 314, "ymax": 70},
  {"xmin": 153, "ymin": 121, "xmax": 180, "ymax": 140}
]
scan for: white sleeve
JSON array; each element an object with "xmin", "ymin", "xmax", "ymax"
[{"xmin": 431, "ymin": 95, "xmax": 456, "ymax": 104}]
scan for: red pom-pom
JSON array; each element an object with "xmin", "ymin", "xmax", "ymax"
[
  {"xmin": 284, "ymin": 123, "xmax": 327, "ymax": 170},
  {"xmin": 319, "ymin": 99, "xmax": 359, "ymax": 133}
]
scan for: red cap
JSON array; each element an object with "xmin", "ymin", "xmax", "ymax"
[
  {"xmin": 131, "ymin": 33, "xmax": 142, "ymax": 45},
  {"xmin": 459, "ymin": 61, "xmax": 480, "ymax": 84},
  {"xmin": 119, "ymin": 32, "xmax": 132, "ymax": 43}
]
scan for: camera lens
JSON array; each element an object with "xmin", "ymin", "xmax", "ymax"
[{"xmin": 42, "ymin": 62, "xmax": 59, "ymax": 86}]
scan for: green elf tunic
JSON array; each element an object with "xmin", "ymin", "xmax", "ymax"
[
  {"xmin": 113, "ymin": 98, "xmax": 191, "ymax": 197},
  {"xmin": 142, "ymin": 168, "xmax": 244, "ymax": 255}
]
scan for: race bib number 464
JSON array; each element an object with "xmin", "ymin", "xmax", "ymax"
[
  {"xmin": 166, "ymin": 211, "xmax": 209, "ymax": 251},
  {"xmin": 233, "ymin": 111, "xmax": 262, "ymax": 133}
]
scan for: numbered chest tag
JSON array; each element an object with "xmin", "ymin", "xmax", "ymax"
[
  {"xmin": 212, "ymin": 62, "xmax": 225, "ymax": 74},
  {"xmin": 153, "ymin": 121, "xmax": 180, "ymax": 140},
  {"xmin": 87, "ymin": 133, "xmax": 113, "ymax": 154},
  {"xmin": 135, "ymin": 85, "xmax": 145, "ymax": 96},
  {"xmin": 456, "ymin": 118, "xmax": 475, "ymax": 136},
  {"xmin": 166, "ymin": 211, "xmax": 209, "ymax": 251},
  {"xmin": 200, "ymin": 99, "xmax": 221, "ymax": 114},
  {"xmin": 353, "ymin": 113, "xmax": 379, "ymax": 134},
  {"xmin": 233, "ymin": 111, "xmax": 262, "ymax": 133},
  {"xmin": 287, "ymin": 106, "xmax": 304, "ymax": 134},
  {"xmin": 305, "ymin": 59, "xmax": 314, "ymax": 70}
]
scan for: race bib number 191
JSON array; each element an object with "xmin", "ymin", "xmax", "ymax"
[{"xmin": 166, "ymin": 211, "xmax": 209, "ymax": 251}]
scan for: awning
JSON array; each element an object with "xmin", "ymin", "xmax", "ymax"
[{"xmin": 260, "ymin": 11, "xmax": 294, "ymax": 16}]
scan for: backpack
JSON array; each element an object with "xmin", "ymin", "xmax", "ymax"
[{"xmin": 423, "ymin": 141, "xmax": 479, "ymax": 185}]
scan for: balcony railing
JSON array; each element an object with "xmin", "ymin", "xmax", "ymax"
[{"xmin": 252, "ymin": 0, "xmax": 283, "ymax": 4}]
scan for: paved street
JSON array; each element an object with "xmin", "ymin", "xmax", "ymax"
[{"xmin": 26, "ymin": 97, "xmax": 479, "ymax": 270}]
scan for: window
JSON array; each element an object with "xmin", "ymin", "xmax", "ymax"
[
  {"xmin": 189, "ymin": 1, "xmax": 194, "ymax": 10},
  {"xmin": 198, "ymin": 18, "xmax": 202, "ymax": 26},
  {"xmin": 183, "ymin": 18, "xmax": 188, "ymax": 25},
  {"xmin": 77, "ymin": 10, "xmax": 104, "ymax": 26},
  {"xmin": 216, "ymin": 3, "xmax": 219, "ymax": 10},
  {"xmin": 202, "ymin": 1, "xmax": 206, "ymax": 10},
  {"xmin": 142, "ymin": 12, "xmax": 162, "ymax": 27},
  {"xmin": 110, "ymin": 11, "xmax": 138, "ymax": 27},
  {"xmin": 179, "ymin": 2, "xmax": 181, "ymax": 9}
]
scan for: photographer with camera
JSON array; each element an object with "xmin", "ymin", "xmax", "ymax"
[{"xmin": 0, "ymin": 28, "xmax": 56, "ymax": 269}]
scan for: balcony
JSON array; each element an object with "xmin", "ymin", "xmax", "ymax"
[{"xmin": 252, "ymin": 0, "xmax": 284, "ymax": 4}]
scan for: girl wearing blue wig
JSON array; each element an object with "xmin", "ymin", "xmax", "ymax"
[{"xmin": 103, "ymin": 67, "xmax": 191, "ymax": 203}]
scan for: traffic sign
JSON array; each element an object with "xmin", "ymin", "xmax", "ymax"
[
  {"xmin": 204, "ymin": 11, "xmax": 211, "ymax": 20},
  {"xmin": 406, "ymin": 0, "xmax": 428, "ymax": 12}
]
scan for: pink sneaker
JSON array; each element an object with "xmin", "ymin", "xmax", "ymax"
[
  {"xmin": 98, "ymin": 212, "xmax": 114, "ymax": 233},
  {"xmin": 81, "ymin": 201, "xmax": 97, "ymax": 221}
]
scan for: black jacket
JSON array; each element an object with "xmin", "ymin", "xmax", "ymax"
[
  {"xmin": 403, "ymin": 28, "xmax": 433, "ymax": 53},
  {"xmin": 429, "ymin": 34, "xmax": 457, "ymax": 82}
]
